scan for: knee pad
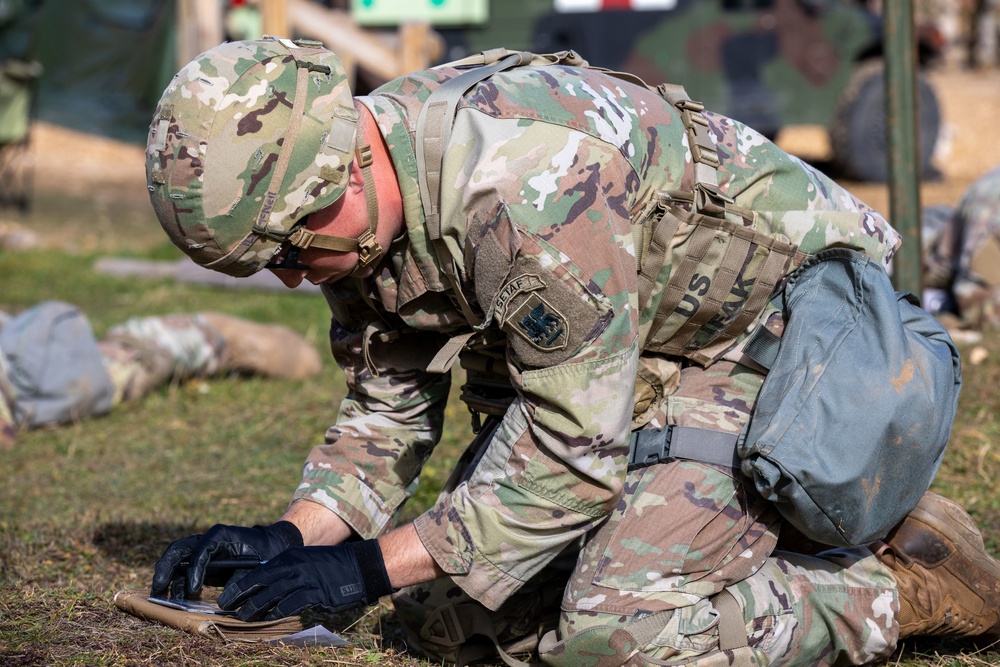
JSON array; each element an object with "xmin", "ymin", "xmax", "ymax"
[{"xmin": 391, "ymin": 577, "xmax": 562, "ymax": 666}]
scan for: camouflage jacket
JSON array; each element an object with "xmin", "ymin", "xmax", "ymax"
[
  {"xmin": 0, "ymin": 339, "xmax": 16, "ymax": 446},
  {"xmin": 290, "ymin": 62, "xmax": 900, "ymax": 610},
  {"xmin": 925, "ymin": 166, "xmax": 1000, "ymax": 300}
]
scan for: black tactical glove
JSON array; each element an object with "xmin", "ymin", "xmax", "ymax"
[
  {"xmin": 151, "ymin": 521, "xmax": 303, "ymax": 598},
  {"xmin": 217, "ymin": 540, "xmax": 394, "ymax": 621}
]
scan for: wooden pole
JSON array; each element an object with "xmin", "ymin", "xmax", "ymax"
[
  {"xmin": 176, "ymin": 0, "xmax": 224, "ymax": 67},
  {"xmin": 262, "ymin": 0, "xmax": 290, "ymax": 38},
  {"xmin": 286, "ymin": 0, "xmax": 443, "ymax": 81},
  {"xmin": 287, "ymin": 0, "xmax": 401, "ymax": 81},
  {"xmin": 400, "ymin": 21, "xmax": 433, "ymax": 74},
  {"xmin": 176, "ymin": 0, "xmax": 196, "ymax": 68}
]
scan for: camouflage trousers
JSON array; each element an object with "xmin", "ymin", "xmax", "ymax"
[
  {"xmin": 393, "ymin": 360, "xmax": 899, "ymax": 666},
  {"xmin": 99, "ymin": 314, "xmax": 228, "ymax": 406},
  {"xmin": 0, "ymin": 312, "xmax": 227, "ymax": 447}
]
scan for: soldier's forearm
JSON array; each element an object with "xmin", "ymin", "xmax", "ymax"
[
  {"xmin": 378, "ymin": 523, "xmax": 445, "ymax": 589},
  {"xmin": 281, "ymin": 499, "xmax": 354, "ymax": 546}
]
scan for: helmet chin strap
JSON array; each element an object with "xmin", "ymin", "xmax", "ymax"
[{"xmin": 284, "ymin": 142, "xmax": 383, "ymax": 276}]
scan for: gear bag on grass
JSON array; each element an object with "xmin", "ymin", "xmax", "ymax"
[
  {"xmin": 0, "ymin": 301, "xmax": 114, "ymax": 427},
  {"xmin": 737, "ymin": 248, "xmax": 962, "ymax": 547}
]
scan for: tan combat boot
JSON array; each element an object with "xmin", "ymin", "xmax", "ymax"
[
  {"xmin": 198, "ymin": 313, "xmax": 322, "ymax": 380},
  {"xmin": 873, "ymin": 491, "xmax": 1000, "ymax": 640},
  {"xmin": 0, "ymin": 394, "xmax": 16, "ymax": 450}
]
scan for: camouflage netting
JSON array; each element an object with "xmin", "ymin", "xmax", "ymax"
[{"xmin": 18, "ymin": 0, "xmax": 176, "ymax": 144}]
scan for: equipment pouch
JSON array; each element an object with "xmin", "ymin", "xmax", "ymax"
[
  {"xmin": 738, "ymin": 248, "xmax": 962, "ymax": 547},
  {"xmin": 631, "ymin": 353, "xmax": 681, "ymax": 430},
  {"xmin": 639, "ymin": 199, "xmax": 797, "ymax": 366}
]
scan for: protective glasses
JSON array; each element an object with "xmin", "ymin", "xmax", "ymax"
[{"xmin": 265, "ymin": 241, "xmax": 310, "ymax": 271}]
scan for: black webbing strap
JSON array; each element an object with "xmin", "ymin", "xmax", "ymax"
[
  {"xmin": 741, "ymin": 323, "xmax": 782, "ymax": 371},
  {"xmin": 628, "ymin": 424, "xmax": 741, "ymax": 471}
]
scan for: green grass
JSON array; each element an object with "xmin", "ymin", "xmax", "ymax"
[{"xmin": 1, "ymin": 245, "xmax": 1000, "ymax": 666}]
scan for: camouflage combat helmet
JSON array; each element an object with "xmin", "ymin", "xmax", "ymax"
[{"xmin": 146, "ymin": 36, "xmax": 382, "ymax": 278}]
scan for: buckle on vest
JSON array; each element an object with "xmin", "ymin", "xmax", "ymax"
[{"xmin": 628, "ymin": 425, "xmax": 675, "ymax": 471}]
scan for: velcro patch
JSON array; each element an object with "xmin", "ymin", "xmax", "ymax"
[
  {"xmin": 493, "ymin": 257, "xmax": 611, "ymax": 368},
  {"xmin": 504, "ymin": 293, "xmax": 568, "ymax": 352},
  {"xmin": 471, "ymin": 205, "xmax": 612, "ymax": 368}
]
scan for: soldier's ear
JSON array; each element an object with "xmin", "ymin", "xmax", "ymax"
[{"xmin": 347, "ymin": 159, "xmax": 365, "ymax": 192}]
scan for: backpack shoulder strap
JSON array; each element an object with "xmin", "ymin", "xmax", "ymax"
[
  {"xmin": 415, "ymin": 49, "xmax": 538, "ymax": 327},
  {"xmin": 414, "ymin": 49, "xmax": 612, "ymax": 327}
]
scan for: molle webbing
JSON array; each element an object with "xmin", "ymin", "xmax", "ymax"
[
  {"xmin": 632, "ymin": 87, "xmax": 796, "ymax": 364},
  {"xmin": 639, "ymin": 210, "xmax": 796, "ymax": 364}
]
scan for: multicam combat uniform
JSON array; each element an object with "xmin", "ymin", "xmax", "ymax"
[
  {"xmin": 289, "ymin": 62, "xmax": 902, "ymax": 665},
  {"xmin": 924, "ymin": 166, "xmax": 1000, "ymax": 327},
  {"xmin": 0, "ymin": 306, "xmax": 230, "ymax": 447},
  {"xmin": 0, "ymin": 320, "xmax": 16, "ymax": 446}
]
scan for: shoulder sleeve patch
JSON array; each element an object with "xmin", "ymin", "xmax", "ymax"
[
  {"xmin": 497, "ymin": 252, "xmax": 612, "ymax": 368},
  {"xmin": 505, "ymin": 290, "xmax": 569, "ymax": 352},
  {"xmin": 470, "ymin": 203, "xmax": 614, "ymax": 368}
]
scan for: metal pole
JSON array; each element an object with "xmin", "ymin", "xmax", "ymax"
[{"xmin": 884, "ymin": 0, "xmax": 923, "ymax": 296}]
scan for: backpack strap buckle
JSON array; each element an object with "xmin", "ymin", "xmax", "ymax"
[
  {"xmin": 629, "ymin": 425, "xmax": 677, "ymax": 470},
  {"xmin": 628, "ymin": 425, "xmax": 741, "ymax": 471}
]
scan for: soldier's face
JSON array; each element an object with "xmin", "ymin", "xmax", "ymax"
[{"xmin": 269, "ymin": 166, "xmax": 371, "ymax": 288}]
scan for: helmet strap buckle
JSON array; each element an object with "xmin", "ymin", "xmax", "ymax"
[
  {"xmin": 353, "ymin": 229, "xmax": 383, "ymax": 273},
  {"xmin": 356, "ymin": 143, "xmax": 374, "ymax": 169},
  {"xmin": 288, "ymin": 226, "xmax": 316, "ymax": 249}
]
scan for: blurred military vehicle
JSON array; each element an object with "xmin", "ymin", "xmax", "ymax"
[
  {"xmin": 355, "ymin": 0, "xmax": 942, "ymax": 183},
  {"xmin": 0, "ymin": 0, "xmax": 43, "ymax": 210}
]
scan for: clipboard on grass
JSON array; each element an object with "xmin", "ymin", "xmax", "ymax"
[{"xmin": 113, "ymin": 589, "xmax": 349, "ymax": 646}]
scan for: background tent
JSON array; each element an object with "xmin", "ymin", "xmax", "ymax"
[{"xmin": 9, "ymin": 0, "xmax": 176, "ymax": 144}]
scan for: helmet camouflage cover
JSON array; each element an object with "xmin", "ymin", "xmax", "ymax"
[{"xmin": 146, "ymin": 37, "xmax": 358, "ymax": 277}]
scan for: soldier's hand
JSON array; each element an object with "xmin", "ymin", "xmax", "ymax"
[
  {"xmin": 151, "ymin": 521, "xmax": 303, "ymax": 598},
  {"xmin": 217, "ymin": 540, "xmax": 394, "ymax": 621}
]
